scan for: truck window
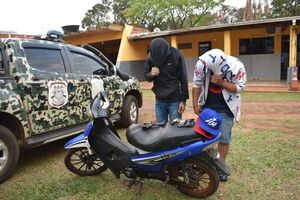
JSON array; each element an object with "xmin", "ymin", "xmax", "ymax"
[
  {"xmin": 70, "ymin": 52, "xmax": 108, "ymax": 76},
  {"xmin": 24, "ymin": 48, "xmax": 66, "ymax": 73}
]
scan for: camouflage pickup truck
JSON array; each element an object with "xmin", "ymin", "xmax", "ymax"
[{"xmin": 0, "ymin": 38, "xmax": 143, "ymax": 183}]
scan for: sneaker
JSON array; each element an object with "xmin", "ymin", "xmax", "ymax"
[{"xmin": 218, "ymin": 173, "xmax": 228, "ymax": 182}]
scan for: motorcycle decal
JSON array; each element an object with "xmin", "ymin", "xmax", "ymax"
[
  {"xmin": 48, "ymin": 80, "xmax": 68, "ymax": 108},
  {"xmin": 205, "ymin": 118, "xmax": 218, "ymax": 128},
  {"xmin": 131, "ymin": 150, "xmax": 186, "ymax": 165}
]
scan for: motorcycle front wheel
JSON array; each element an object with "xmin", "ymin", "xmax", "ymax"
[
  {"xmin": 177, "ymin": 158, "xmax": 219, "ymax": 198},
  {"xmin": 64, "ymin": 147, "xmax": 107, "ymax": 176}
]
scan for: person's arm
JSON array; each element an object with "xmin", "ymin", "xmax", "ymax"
[
  {"xmin": 178, "ymin": 53, "xmax": 189, "ymax": 102},
  {"xmin": 192, "ymin": 59, "xmax": 205, "ymax": 115},
  {"xmin": 144, "ymin": 56, "xmax": 155, "ymax": 82},
  {"xmin": 222, "ymin": 79, "xmax": 238, "ymax": 93},
  {"xmin": 176, "ymin": 53, "xmax": 189, "ymax": 114},
  {"xmin": 235, "ymin": 65, "xmax": 247, "ymax": 92},
  {"xmin": 211, "ymin": 62, "xmax": 247, "ymax": 93},
  {"xmin": 192, "ymin": 87, "xmax": 202, "ymax": 115},
  {"xmin": 211, "ymin": 75, "xmax": 237, "ymax": 93}
]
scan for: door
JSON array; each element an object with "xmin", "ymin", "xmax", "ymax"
[
  {"xmin": 67, "ymin": 46, "xmax": 124, "ymax": 117},
  {"xmin": 199, "ymin": 41, "xmax": 212, "ymax": 56},
  {"xmin": 22, "ymin": 43, "xmax": 77, "ymax": 134},
  {"xmin": 281, "ymin": 35, "xmax": 300, "ymax": 80}
]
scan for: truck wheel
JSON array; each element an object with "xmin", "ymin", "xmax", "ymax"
[
  {"xmin": 120, "ymin": 95, "xmax": 139, "ymax": 127},
  {"xmin": 0, "ymin": 125, "xmax": 19, "ymax": 183}
]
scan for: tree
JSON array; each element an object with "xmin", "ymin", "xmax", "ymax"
[
  {"xmin": 124, "ymin": 0, "xmax": 168, "ymax": 31},
  {"xmin": 270, "ymin": 0, "xmax": 300, "ymax": 17},
  {"xmin": 216, "ymin": 3, "xmax": 244, "ymax": 24},
  {"xmin": 112, "ymin": 0, "xmax": 131, "ymax": 25},
  {"xmin": 81, "ymin": 0, "xmax": 131, "ymax": 30},
  {"xmin": 124, "ymin": 0, "xmax": 218, "ymax": 31},
  {"xmin": 81, "ymin": 1, "xmax": 111, "ymax": 29}
]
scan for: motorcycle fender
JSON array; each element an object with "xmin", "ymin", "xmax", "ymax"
[
  {"xmin": 64, "ymin": 134, "xmax": 88, "ymax": 149},
  {"xmin": 197, "ymin": 151, "xmax": 231, "ymax": 176}
]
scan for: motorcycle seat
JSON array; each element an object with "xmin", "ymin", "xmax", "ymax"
[{"xmin": 126, "ymin": 122, "xmax": 204, "ymax": 152}]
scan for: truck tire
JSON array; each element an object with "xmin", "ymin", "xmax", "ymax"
[
  {"xmin": 120, "ymin": 95, "xmax": 139, "ymax": 127},
  {"xmin": 0, "ymin": 125, "xmax": 19, "ymax": 183}
]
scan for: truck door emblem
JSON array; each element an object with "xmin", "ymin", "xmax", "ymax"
[{"xmin": 48, "ymin": 80, "xmax": 68, "ymax": 108}]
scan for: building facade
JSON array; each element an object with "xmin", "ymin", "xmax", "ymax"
[{"xmin": 63, "ymin": 17, "xmax": 300, "ymax": 88}]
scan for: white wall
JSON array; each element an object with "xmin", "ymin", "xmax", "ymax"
[{"xmin": 238, "ymin": 54, "xmax": 281, "ymax": 80}]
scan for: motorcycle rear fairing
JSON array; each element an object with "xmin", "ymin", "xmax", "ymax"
[
  {"xmin": 64, "ymin": 122, "xmax": 93, "ymax": 149},
  {"xmin": 197, "ymin": 150, "xmax": 231, "ymax": 176}
]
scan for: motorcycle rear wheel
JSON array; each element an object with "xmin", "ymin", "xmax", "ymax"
[
  {"xmin": 177, "ymin": 158, "xmax": 219, "ymax": 198},
  {"xmin": 64, "ymin": 148, "xmax": 107, "ymax": 176}
]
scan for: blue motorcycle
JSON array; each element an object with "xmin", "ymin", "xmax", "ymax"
[{"xmin": 64, "ymin": 92, "xmax": 230, "ymax": 198}]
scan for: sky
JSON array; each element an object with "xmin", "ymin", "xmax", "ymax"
[{"xmin": 0, "ymin": 0, "xmax": 247, "ymax": 35}]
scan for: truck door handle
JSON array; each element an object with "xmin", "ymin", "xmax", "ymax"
[
  {"xmin": 76, "ymin": 79, "xmax": 86, "ymax": 85},
  {"xmin": 32, "ymin": 77, "xmax": 40, "ymax": 81},
  {"xmin": 28, "ymin": 82, "xmax": 42, "ymax": 87},
  {"xmin": 28, "ymin": 78, "xmax": 43, "ymax": 87}
]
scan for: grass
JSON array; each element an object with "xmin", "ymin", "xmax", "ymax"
[
  {"xmin": 243, "ymin": 92, "xmax": 300, "ymax": 101},
  {"xmin": 0, "ymin": 92, "xmax": 299, "ymax": 200}
]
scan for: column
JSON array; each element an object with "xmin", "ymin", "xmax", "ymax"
[{"xmin": 224, "ymin": 31, "xmax": 231, "ymax": 55}]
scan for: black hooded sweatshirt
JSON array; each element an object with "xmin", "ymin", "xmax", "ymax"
[{"xmin": 144, "ymin": 38, "xmax": 189, "ymax": 103}]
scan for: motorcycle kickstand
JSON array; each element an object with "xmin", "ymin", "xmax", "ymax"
[
  {"xmin": 136, "ymin": 178, "xmax": 145, "ymax": 200},
  {"xmin": 122, "ymin": 176, "xmax": 136, "ymax": 190}
]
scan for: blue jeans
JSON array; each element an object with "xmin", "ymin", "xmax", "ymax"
[
  {"xmin": 155, "ymin": 100, "xmax": 181, "ymax": 123},
  {"xmin": 218, "ymin": 112, "xmax": 234, "ymax": 144}
]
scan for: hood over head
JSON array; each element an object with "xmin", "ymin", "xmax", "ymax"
[
  {"xmin": 149, "ymin": 38, "xmax": 171, "ymax": 67},
  {"xmin": 199, "ymin": 49, "xmax": 227, "ymax": 75}
]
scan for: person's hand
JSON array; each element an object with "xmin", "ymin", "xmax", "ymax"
[
  {"xmin": 151, "ymin": 67, "xmax": 160, "ymax": 76},
  {"xmin": 193, "ymin": 105, "xmax": 202, "ymax": 115},
  {"xmin": 178, "ymin": 102, "xmax": 186, "ymax": 114},
  {"xmin": 211, "ymin": 74, "xmax": 224, "ymax": 86}
]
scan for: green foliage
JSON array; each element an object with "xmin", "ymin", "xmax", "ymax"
[
  {"xmin": 271, "ymin": 0, "xmax": 300, "ymax": 17},
  {"xmin": 81, "ymin": 0, "xmax": 131, "ymax": 29},
  {"xmin": 125, "ymin": 0, "xmax": 218, "ymax": 31},
  {"xmin": 81, "ymin": 0, "xmax": 300, "ymax": 31},
  {"xmin": 124, "ymin": 0, "xmax": 168, "ymax": 31},
  {"xmin": 243, "ymin": 92, "xmax": 300, "ymax": 101},
  {"xmin": 112, "ymin": 0, "xmax": 131, "ymax": 25},
  {"xmin": 81, "ymin": 1, "xmax": 112, "ymax": 29}
]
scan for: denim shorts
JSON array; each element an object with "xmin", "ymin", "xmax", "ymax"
[
  {"xmin": 155, "ymin": 100, "xmax": 181, "ymax": 123},
  {"xmin": 218, "ymin": 112, "xmax": 234, "ymax": 144}
]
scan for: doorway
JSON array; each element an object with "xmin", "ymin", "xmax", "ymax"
[
  {"xmin": 90, "ymin": 39, "xmax": 121, "ymax": 65},
  {"xmin": 199, "ymin": 41, "xmax": 212, "ymax": 56},
  {"xmin": 281, "ymin": 35, "xmax": 300, "ymax": 80}
]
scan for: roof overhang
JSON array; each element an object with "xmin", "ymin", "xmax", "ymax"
[
  {"xmin": 63, "ymin": 24, "xmax": 124, "ymax": 45},
  {"xmin": 128, "ymin": 16, "xmax": 300, "ymax": 40},
  {"xmin": 64, "ymin": 24, "xmax": 123, "ymax": 37}
]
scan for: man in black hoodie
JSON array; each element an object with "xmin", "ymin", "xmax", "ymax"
[{"xmin": 144, "ymin": 38, "xmax": 189, "ymax": 123}]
